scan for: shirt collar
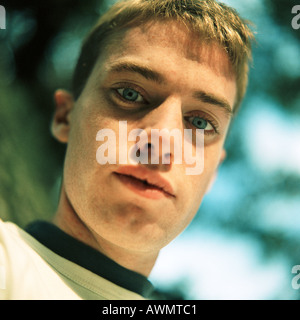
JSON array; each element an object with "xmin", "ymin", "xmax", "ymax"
[{"xmin": 25, "ymin": 220, "xmax": 155, "ymax": 299}]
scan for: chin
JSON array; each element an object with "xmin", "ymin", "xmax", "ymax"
[{"xmin": 95, "ymin": 215, "xmax": 171, "ymax": 252}]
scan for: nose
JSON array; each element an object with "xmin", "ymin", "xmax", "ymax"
[
  {"xmin": 130, "ymin": 96, "xmax": 183, "ymax": 168},
  {"xmin": 146, "ymin": 95, "xmax": 183, "ymax": 132}
]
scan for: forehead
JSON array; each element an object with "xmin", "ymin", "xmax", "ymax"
[{"xmin": 101, "ymin": 20, "xmax": 235, "ymax": 79}]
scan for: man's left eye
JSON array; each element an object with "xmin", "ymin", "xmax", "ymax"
[
  {"xmin": 188, "ymin": 116, "xmax": 214, "ymax": 131},
  {"xmin": 117, "ymin": 88, "xmax": 144, "ymax": 102}
]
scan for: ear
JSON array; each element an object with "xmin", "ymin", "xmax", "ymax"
[
  {"xmin": 51, "ymin": 89, "xmax": 74, "ymax": 143},
  {"xmin": 205, "ymin": 149, "xmax": 227, "ymax": 194}
]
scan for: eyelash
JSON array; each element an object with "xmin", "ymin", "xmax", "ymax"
[
  {"xmin": 111, "ymin": 85, "xmax": 220, "ymax": 135},
  {"xmin": 184, "ymin": 113, "xmax": 220, "ymax": 135},
  {"xmin": 113, "ymin": 84, "xmax": 148, "ymax": 105}
]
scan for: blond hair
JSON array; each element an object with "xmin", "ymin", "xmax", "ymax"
[{"xmin": 72, "ymin": 0, "xmax": 255, "ymax": 111}]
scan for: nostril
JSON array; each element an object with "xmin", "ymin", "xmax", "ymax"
[
  {"xmin": 163, "ymin": 152, "xmax": 172, "ymax": 164},
  {"xmin": 130, "ymin": 140, "xmax": 173, "ymax": 165},
  {"xmin": 140, "ymin": 142, "xmax": 152, "ymax": 153}
]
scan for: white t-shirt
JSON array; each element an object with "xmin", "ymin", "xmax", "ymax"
[{"xmin": 0, "ymin": 219, "xmax": 150, "ymax": 300}]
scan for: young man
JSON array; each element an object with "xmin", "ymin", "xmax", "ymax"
[{"xmin": 0, "ymin": 0, "xmax": 254, "ymax": 300}]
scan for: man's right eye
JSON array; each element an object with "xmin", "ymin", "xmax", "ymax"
[{"xmin": 116, "ymin": 88, "xmax": 144, "ymax": 102}]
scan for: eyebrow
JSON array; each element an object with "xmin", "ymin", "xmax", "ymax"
[
  {"xmin": 107, "ymin": 61, "xmax": 165, "ymax": 84},
  {"xmin": 107, "ymin": 61, "xmax": 234, "ymax": 117},
  {"xmin": 193, "ymin": 91, "xmax": 234, "ymax": 118}
]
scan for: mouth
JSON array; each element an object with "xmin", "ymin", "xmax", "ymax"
[{"xmin": 113, "ymin": 166, "xmax": 175, "ymax": 200}]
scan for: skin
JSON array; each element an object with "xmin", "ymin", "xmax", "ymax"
[{"xmin": 51, "ymin": 21, "xmax": 237, "ymax": 277}]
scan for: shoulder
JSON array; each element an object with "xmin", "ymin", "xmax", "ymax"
[
  {"xmin": 0, "ymin": 218, "xmax": 34, "ymax": 272},
  {"xmin": 0, "ymin": 218, "xmax": 57, "ymax": 276},
  {"xmin": 0, "ymin": 218, "xmax": 29, "ymax": 255},
  {"xmin": 0, "ymin": 218, "xmax": 53, "ymax": 299},
  {"xmin": 0, "ymin": 219, "xmax": 25, "ymax": 299},
  {"xmin": 0, "ymin": 218, "xmax": 23, "ymax": 252}
]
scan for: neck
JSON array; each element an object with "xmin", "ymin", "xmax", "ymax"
[{"xmin": 53, "ymin": 185, "xmax": 158, "ymax": 277}]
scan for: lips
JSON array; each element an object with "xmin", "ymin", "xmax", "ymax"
[{"xmin": 114, "ymin": 165, "xmax": 175, "ymax": 199}]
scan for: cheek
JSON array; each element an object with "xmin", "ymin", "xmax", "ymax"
[
  {"xmin": 184, "ymin": 177, "xmax": 207, "ymax": 213},
  {"xmin": 64, "ymin": 107, "xmax": 103, "ymax": 189},
  {"xmin": 67, "ymin": 118, "xmax": 95, "ymax": 172},
  {"xmin": 69, "ymin": 99, "xmax": 116, "ymax": 156},
  {"xmin": 183, "ymin": 143, "xmax": 224, "ymax": 206}
]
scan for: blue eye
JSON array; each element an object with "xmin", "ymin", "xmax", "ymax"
[
  {"xmin": 188, "ymin": 116, "xmax": 214, "ymax": 131},
  {"xmin": 117, "ymin": 88, "xmax": 143, "ymax": 102}
]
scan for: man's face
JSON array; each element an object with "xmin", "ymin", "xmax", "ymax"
[{"xmin": 58, "ymin": 21, "xmax": 236, "ymax": 254}]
